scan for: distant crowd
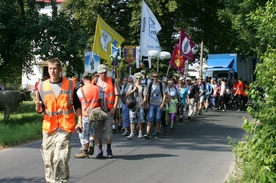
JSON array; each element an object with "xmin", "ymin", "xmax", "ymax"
[{"xmin": 93, "ymin": 70, "xmax": 250, "ymax": 139}]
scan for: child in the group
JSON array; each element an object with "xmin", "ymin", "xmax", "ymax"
[{"xmin": 168, "ymin": 91, "xmax": 178, "ymax": 130}]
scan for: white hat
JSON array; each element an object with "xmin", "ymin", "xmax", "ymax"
[
  {"xmin": 134, "ymin": 72, "xmax": 145, "ymax": 80},
  {"xmin": 140, "ymin": 70, "xmax": 146, "ymax": 74},
  {"xmin": 186, "ymin": 77, "xmax": 192, "ymax": 81},
  {"xmin": 169, "ymin": 91, "xmax": 176, "ymax": 97},
  {"xmin": 98, "ymin": 64, "xmax": 107, "ymax": 73}
]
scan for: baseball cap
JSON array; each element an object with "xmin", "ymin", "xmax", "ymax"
[
  {"xmin": 186, "ymin": 77, "xmax": 192, "ymax": 81},
  {"xmin": 82, "ymin": 72, "xmax": 92, "ymax": 79},
  {"xmin": 98, "ymin": 64, "xmax": 107, "ymax": 73}
]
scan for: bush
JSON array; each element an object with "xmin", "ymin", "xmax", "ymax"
[{"xmin": 229, "ymin": 49, "xmax": 276, "ymax": 182}]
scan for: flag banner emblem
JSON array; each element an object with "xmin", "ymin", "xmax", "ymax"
[
  {"xmin": 124, "ymin": 46, "xmax": 136, "ymax": 64},
  {"xmin": 84, "ymin": 51, "xmax": 100, "ymax": 73},
  {"xmin": 111, "ymin": 45, "xmax": 121, "ymax": 66},
  {"xmin": 93, "ymin": 15, "xmax": 125, "ymax": 64},
  {"xmin": 170, "ymin": 44, "xmax": 185, "ymax": 74},
  {"xmin": 179, "ymin": 29, "xmax": 195, "ymax": 62},
  {"xmin": 139, "ymin": 0, "xmax": 161, "ymax": 59}
]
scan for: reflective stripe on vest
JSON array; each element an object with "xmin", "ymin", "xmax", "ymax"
[
  {"xmin": 38, "ymin": 78, "xmax": 75, "ymax": 133},
  {"xmin": 93, "ymin": 77, "xmax": 115, "ymax": 110}
]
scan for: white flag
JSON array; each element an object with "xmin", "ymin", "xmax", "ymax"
[{"xmin": 139, "ymin": 0, "xmax": 161, "ymax": 58}]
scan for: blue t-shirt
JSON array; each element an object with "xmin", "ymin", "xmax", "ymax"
[
  {"xmin": 179, "ymin": 87, "xmax": 188, "ymax": 105},
  {"xmin": 205, "ymin": 83, "xmax": 212, "ymax": 95}
]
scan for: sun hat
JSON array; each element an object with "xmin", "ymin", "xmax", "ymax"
[{"xmin": 134, "ymin": 72, "xmax": 145, "ymax": 80}]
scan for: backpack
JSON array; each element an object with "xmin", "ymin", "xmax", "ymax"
[{"xmin": 121, "ymin": 84, "xmax": 136, "ymax": 108}]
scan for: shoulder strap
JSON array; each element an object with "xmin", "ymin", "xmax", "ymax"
[
  {"xmin": 80, "ymin": 87, "xmax": 87, "ymax": 104},
  {"xmin": 142, "ymin": 86, "xmax": 145, "ymax": 99},
  {"xmin": 159, "ymin": 81, "xmax": 163, "ymax": 96},
  {"xmin": 148, "ymin": 82, "xmax": 153, "ymax": 102}
]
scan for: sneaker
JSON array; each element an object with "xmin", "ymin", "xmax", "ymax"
[
  {"xmin": 138, "ymin": 131, "xmax": 143, "ymax": 138},
  {"xmin": 170, "ymin": 127, "xmax": 173, "ymax": 130},
  {"xmin": 96, "ymin": 150, "xmax": 103, "ymax": 159},
  {"xmin": 88, "ymin": 142, "xmax": 94, "ymax": 156},
  {"xmin": 127, "ymin": 133, "xmax": 134, "ymax": 140},
  {"xmin": 188, "ymin": 116, "xmax": 191, "ymax": 120},
  {"xmin": 155, "ymin": 132, "xmax": 160, "ymax": 139},
  {"xmin": 144, "ymin": 133, "xmax": 150, "ymax": 139},
  {"xmin": 106, "ymin": 149, "xmax": 114, "ymax": 158},
  {"xmin": 75, "ymin": 151, "xmax": 88, "ymax": 158},
  {"xmin": 122, "ymin": 131, "xmax": 129, "ymax": 136}
]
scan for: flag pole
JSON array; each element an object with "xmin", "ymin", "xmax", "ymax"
[
  {"xmin": 199, "ymin": 41, "xmax": 204, "ymax": 77},
  {"xmin": 184, "ymin": 59, "xmax": 189, "ymax": 79},
  {"xmin": 157, "ymin": 56, "xmax": 159, "ymax": 73},
  {"xmin": 166, "ymin": 64, "xmax": 171, "ymax": 78}
]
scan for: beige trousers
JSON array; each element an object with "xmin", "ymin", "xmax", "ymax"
[{"xmin": 41, "ymin": 130, "xmax": 72, "ymax": 183}]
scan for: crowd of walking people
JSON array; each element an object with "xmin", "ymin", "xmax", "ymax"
[
  {"xmin": 111, "ymin": 71, "xmax": 249, "ymax": 141},
  {"xmin": 34, "ymin": 58, "xmax": 250, "ymax": 182}
]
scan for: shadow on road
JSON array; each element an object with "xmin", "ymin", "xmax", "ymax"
[{"xmin": 0, "ymin": 177, "xmax": 44, "ymax": 183}]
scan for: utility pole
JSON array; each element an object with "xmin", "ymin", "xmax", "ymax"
[{"xmin": 199, "ymin": 41, "xmax": 204, "ymax": 77}]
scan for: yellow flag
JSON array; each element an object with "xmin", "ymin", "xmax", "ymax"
[{"xmin": 93, "ymin": 15, "xmax": 125, "ymax": 64}]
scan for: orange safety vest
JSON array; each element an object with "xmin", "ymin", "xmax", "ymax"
[
  {"xmin": 80, "ymin": 84, "xmax": 101, "ymax": 116},
  {"xmin": 93, "ymin": 77, "xmax": 115, "ymax": 110},
  {"xmin": 38, "ymin": 78, "xmax": 75, "ymax": 133}
]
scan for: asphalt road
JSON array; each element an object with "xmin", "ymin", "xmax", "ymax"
[{"xmin": 0, "ymin": 110, "xmax": 251, "ymax": 183}]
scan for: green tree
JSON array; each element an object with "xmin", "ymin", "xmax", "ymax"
[
  {"xmin": 33, "ymin": 1, "xmax": 88, "ymax": 77},
  {"xmin": 0, "ymin": 0, "xmax": 42, "ymax": 84}
]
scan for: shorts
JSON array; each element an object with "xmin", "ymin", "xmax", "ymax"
[
  {"xmin": 96, "ymin": 111, "xmax": 113, "ymax": 140},
  {"xmin": 129, "ymin": 108, "xmax": 145, "ymax": 124},
  {"xmin": 147, "ymin": 104, "xmax": 162, "ymax": 123},
  {"xmin": 199, "ymin": 95, "xmax": 205, "ymax": 103},
  {"xmin": 79, "ymin": 117, "xmax": 96, "ymax": 145},
  {"xmin": 205, "ymin": 94, "xmax": 210, "ymax": 101}
]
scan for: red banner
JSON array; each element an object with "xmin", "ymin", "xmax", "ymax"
[
  {"xmin": 179, "ymin": 29, "xmax": 195, "ymax": 62},
  {"xmin": 170, "ymin": 44, "xmax": 185, "ymax": 74}
]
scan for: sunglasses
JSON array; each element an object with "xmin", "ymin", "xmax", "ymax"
[
  {"xmin": 152, "ymin": 76, "xmax": 158, "ymax": 78},
  {"xmin": 136, "ymin": 77, "xmax": 142, "ymax": 80}
]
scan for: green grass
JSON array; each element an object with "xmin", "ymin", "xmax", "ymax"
[{"xmin": 0, "ymin": 96, "xmax": 43, "ymax": 147}]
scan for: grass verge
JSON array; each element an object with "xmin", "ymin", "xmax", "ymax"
[{"xmin": 0, "ymin": 97, "xmax": 42, "ymax": 148}]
